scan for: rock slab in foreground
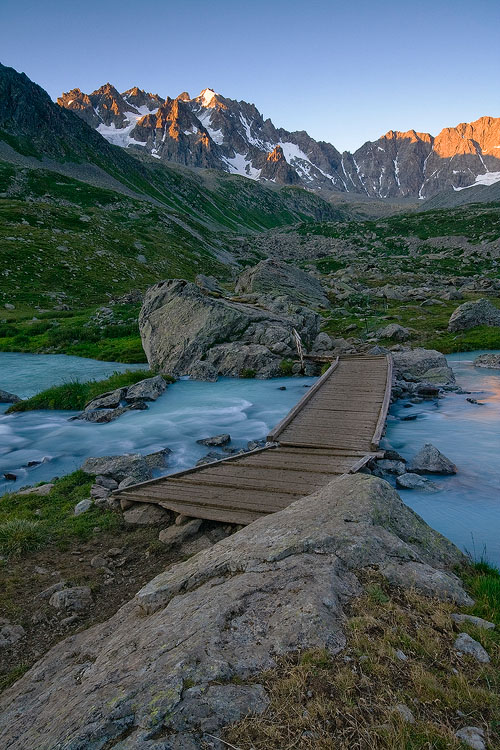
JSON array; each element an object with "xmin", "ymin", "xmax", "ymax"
[{"xmin": 0, "ymin": 475, "xmax": 469, "ymax": 749}]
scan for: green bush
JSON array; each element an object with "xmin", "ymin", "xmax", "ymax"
[
  {"xmin": 240, "ymin": 369, "xmax": 256, "ymax": 378},
  {"xmin": 279, "ymin": 358, "xmax": 295, "ymax": 375}
]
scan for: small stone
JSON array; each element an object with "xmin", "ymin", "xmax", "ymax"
[
  {"xmin": 91, "ymin": 484, "xmax": 111, "ymax": 500},
  {"xmin": 107, "ymin": 548, "xmax": 123, "ymax": 557},
  {"xmin": 159, "ymin": 518, "xmax": 202, "ymax": 546},
  {"xmin": 175, "ymin": 514, "xmax": 191, "ymax": 526},
  {"xmin": 95, "ymin": 475, "xmax": 118, "ymax": 490},
  {"xmin": 33, "ymin": 566, "xmax": 49, "ymax": 575},
  {"xmin": 455, "ymin": 726, "xmax": 486, "ymax": 750},
  {"xmin": 0, "ymin": 619, "xmax": 25, "ymax": 648},
  {"xmin": 407, "ymin": 443, "xmax": 457, "ymax": 475},
  {"xmin": 197, "ymin": 433, "xmax": 231, "ymax": 447},
  {"xmin": 74, "ymin": 498, "xmax": 92, "ymax": 516},
  {"xmin": 18, "ymin": 483, "xmax": 54, "ymax": 496},
  {"xmin": 393, "ymin": 703, "xmax": 415, "ymax": 723},
  {"xmin": 454, "ymin": 633, "xmax": 490, "ymax": 663},
  {"xmin": 123, "ymin": 504, "xmax": 171, "ymax": 525},
  {"xmin": 117, "ymin": 476, "xmax": 138, "ymax": 491},
  {"xmin": 37, "ymin": 582, "xmax": 66, "ymax": 600},
  {"xmin": 60, "ymin": 615, "xmax": 79, "ymax": 627},
  {"xmin": 49, "ymin": 586, "xmax": 92, "ymax": 612},
  {"xmin": 396, "ymin": 473, "xmax": 440, "ymax": 492},
  {"xmin": 395, "ymin": 649, "xmax": 408, "ymax": 661},
  {"xmin": 451, "ymin": 613, "xmax": 495, "ymax": 630},
  {"xmin": 90, "ymin": 556, "xmax": 108, "ymax": 569}
]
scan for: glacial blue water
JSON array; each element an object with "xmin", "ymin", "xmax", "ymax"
[
  {"xmin": 0, "ymin": 352, "xmax": 315, "ymax": 494},
  {"xmin": 385, "ymin": 351, "xmax": 500, "ymax": 566},
  {"xmin": 1, "ymin": 350, "xmax": 499, "ymax": 565}
]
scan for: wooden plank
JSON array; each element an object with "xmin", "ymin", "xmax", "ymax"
[
  {"xmin": 157, "ymin": 500, "xmax": 262, "ymax": 525},
  {"xmin": 371, "ymin": 354, "xmax": 393, "ymax": 449},
  {"xmin": 124, "ymin": 483, "xmax": 296, "ymax": 510},
  {"xmin": 267, "ymin": 357, "xmax": 339, "ymax": 441}
]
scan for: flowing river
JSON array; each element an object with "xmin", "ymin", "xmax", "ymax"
[{"xmin": 1, "ymin": 350, "xmax": 499, "ymax": 565}]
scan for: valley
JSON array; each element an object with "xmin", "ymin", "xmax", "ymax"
[{"xmin": 1, "ymin": 58, "xmax": 500, "ymax": 750}]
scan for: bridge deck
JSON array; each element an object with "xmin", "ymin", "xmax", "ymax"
[{"xmin": 114, "ymin": 354, "xmax": 392, "ymax": 525}]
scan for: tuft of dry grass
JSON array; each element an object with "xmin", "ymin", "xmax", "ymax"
[{"xmin": 223, "ymin": 569, "xmax": 500, "ymax": 749}]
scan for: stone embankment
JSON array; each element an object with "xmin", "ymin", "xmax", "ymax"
[{"xmin": 0, "ymin": 474, "xmax": 472, "ymax": 749}]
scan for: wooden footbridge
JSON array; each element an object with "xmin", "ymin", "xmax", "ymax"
[{"xmin": 114, "ymin": 354, "xmax": 393, "ymax": 525}]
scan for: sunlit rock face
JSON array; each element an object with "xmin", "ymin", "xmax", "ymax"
[{"xmin": 59, "ymin": 83, "xmax": 500, "ymax": 197}]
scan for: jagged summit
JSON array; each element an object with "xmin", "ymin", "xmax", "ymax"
[{"xmin": 57, "ymin": 79, "xmax": 500, "ymax": 199}]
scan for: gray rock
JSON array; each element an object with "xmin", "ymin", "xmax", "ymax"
[
  {"xmin": 81, "ymin": 454, "xmax": 152, "ymax": 483},
  {"xmin": 393, "ymin": 703, "xmax": 415, "ymax": 723},
  {"xmin": 407, "ymin": 444, "xmax": 457, "ymax": 475},
  {"xmin": 49, "ymin": 586, "xmax": 92, "ymax": 612},
  {"xmin": 144, "ymin": 448, "xmax": 171, "ymax": 472},
  {"xmin": 395, "ymin": 649, "xmax": 408, "ymax": 661},
  {"xmin": 138, "ymin": 279, "xmax": 320, "ymax": 378},
  {"xmin": 0, "ymin": 389, "xmax": 21, "ymax": 403},
  {"xmin": 36, "ymin": 582, "xmax": 66, "ymax": 600},
  {"xmin": 74, "ymin": 497, "xmax": 92, "ymax": 516},
  {"xmin": 0, "ymin": 619, "xmax": 25, "ymax": 648},
  {"xmin": 0, "ymin": 475, "xmax": 469, "ymax": 749},
  {"xmin": 474, "ymin": 353, "xmax": 500, "ymax": 369},
  {"xmin": 187, "ymin": 360, "xmax": 218, "ymax": 382},
  {"xmin": 376, "ymin": 324, "xmax": 411, "ymax": 341},
  {"xmin": 197, "ymin": 434, "xmax": 230, "ymax": 447},
  {"xmin": 311, "ymin": 331, "xmax": 333, "ymax": 352},
  {"xmin": 18, "ymin": 483, "xmax": 54, "ymax": 496},
  {"xmin": 123, "ymin": 504, "xmax": 171, "ymax": 525},
  {"xmin": 392, "ymin": 347, "xmax": 455, "ymax": 385},
  {"xmin": 158, "ymin": 519, "xmax": 202, "ymax": 546},
  {"xmin": 91, "ymin": 484, "xmax": 111, "ymax": 500},
  {"xmin": 454, "ymin": 633, "xmax": 490, "ymax": 663},
  {"xmin": 448, "ymin": 298, "xmax": 500, "ymax": 332},
  {"xmin": 95, "ymin": 475, "xmax": 118, "ymax": 490},
  {"xmin": 84, "ymin": 388, "xmax": 125, "ymax": 410},
  {"xmin": 195, "ymin": 274, "xmax": 224, "ymax": 294},
  {"xmin": 73, "ymin": 403, "xmax": 147, "ymax": 423},
  {"xmin": 235, "ymin": 259, "xmax": 330, "ymax": 308},
  {"xmin": 117, "ymin": 476, "xmax": 139, "ymax": 491},
  {"xmin": 396, "ymin": 473, "xmax": 440, "ymax": 491},
  {"xmin": 381, "ymin": 561, "xmax": 473, "ymax": 606},
  {"xmin": 374, "ymin": 459, "xmax": 406, "ymax": 476},
  {"xmin": 451, "ymin": 613, "xmax": 495, "ymax": 630},
  {"xmin": 205, "ymin": 342, "xmax": 283, "ymax": 378},
  {"xmin": 124, "ymin": 375, "xmax": 167, "ymax": 402},
  {"xmin": 455, "ymin": 726, "xmax": 486, "ymax": 750},
  {"xmin": 4, "ymin": 303, "xmax": 15, "ymax": 310}
]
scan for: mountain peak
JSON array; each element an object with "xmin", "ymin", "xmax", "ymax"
[{"xmin": 198, "ymin": 88, "xmax": 218, "ymax": 107}]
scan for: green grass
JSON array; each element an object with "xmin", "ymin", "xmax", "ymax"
[
  {"xmin": 6, "ymin": 369, "xmax": 151, "ymax": 413},
  {"xmin": 0, "ymin": 519, "xmax": 48, "ymax": 556},
  {"xmin": 464, "ymin": 561, "xmax": 500, "ymax": 628},
  {"xmin": 0, "ymin": 471, "xmax": 121, "ymax": 556}
]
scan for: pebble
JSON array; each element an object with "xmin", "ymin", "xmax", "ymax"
[
  {"xmin": 454, "ymin": 633, "xmax": 490, "ymax": 663},
  {"xmin": 74, "ymin": 497, "xmax": 92, "ymax": 516},
  {"xmin": 395, "ymin": 649, "xmax": 408, "ymax": 661},
  {"xmin": 455, "ymin": 726, "xmax": 486, "ymax": 750},
  {"xmin": 393, "ymin": 703, "xmax": 415, "ymax": 723},
  {"xmin": 452, "ymin": 613, "xmax": 495, "ymax": 630}
]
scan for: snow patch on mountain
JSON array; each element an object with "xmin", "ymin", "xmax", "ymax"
[
  {"xmin": 454, "ymin": 171, "xmax": 500, "ymax": 191},
  {"xmin": 224, "ymin": 152, "xmax": 261, "ymax": 180}
]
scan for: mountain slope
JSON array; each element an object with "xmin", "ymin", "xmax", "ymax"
[
  {"xmin": 59, "ymin": 81, "xmax": 500, "ymax": 200},
  {"xmin": 0, "ymin": 64, "xmax": 343, "ymax": 308}
]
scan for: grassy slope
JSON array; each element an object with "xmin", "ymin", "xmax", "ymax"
[
  {"xmin": 225, "ymin": 566, "xmax": 500, "ymax": 749},
  {"xmin": 300, "ymin": 201, "xmax": 500, "ymax": 352}
]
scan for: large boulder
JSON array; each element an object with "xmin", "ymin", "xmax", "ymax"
[
  {"xmin": 81, "ymin": 453, "xmax": 155, "ymax": 483},
  {"xmin": 448, "ymin": 298, "xmax": 500, "ymax": 332},
  {"xmin": 0, "ymin": 475, "xmax": 469, "ymax": 749},
  {"xmin": 139, "ymin": 279, "xmax": 320, "ymax": 377},
  {"xmin": 392, "ymin": 347, "xmax": 455, "ymax": 385},
  {"xmin": 235, "ymin": 259, "xmax": 330, "ymax": 308},
  {"xmin": 123, "ymin": 375, "xmax": 168, "ymax": 402}
]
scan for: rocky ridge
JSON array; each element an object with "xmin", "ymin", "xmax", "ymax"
[{"xmin": 58, "ymin": 82, "xmax": 500, "ymax": 198}]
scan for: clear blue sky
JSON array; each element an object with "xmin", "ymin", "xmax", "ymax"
[{"xmin": 2, "ymin": 0, "xmax": 499, "ymax": 152}]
